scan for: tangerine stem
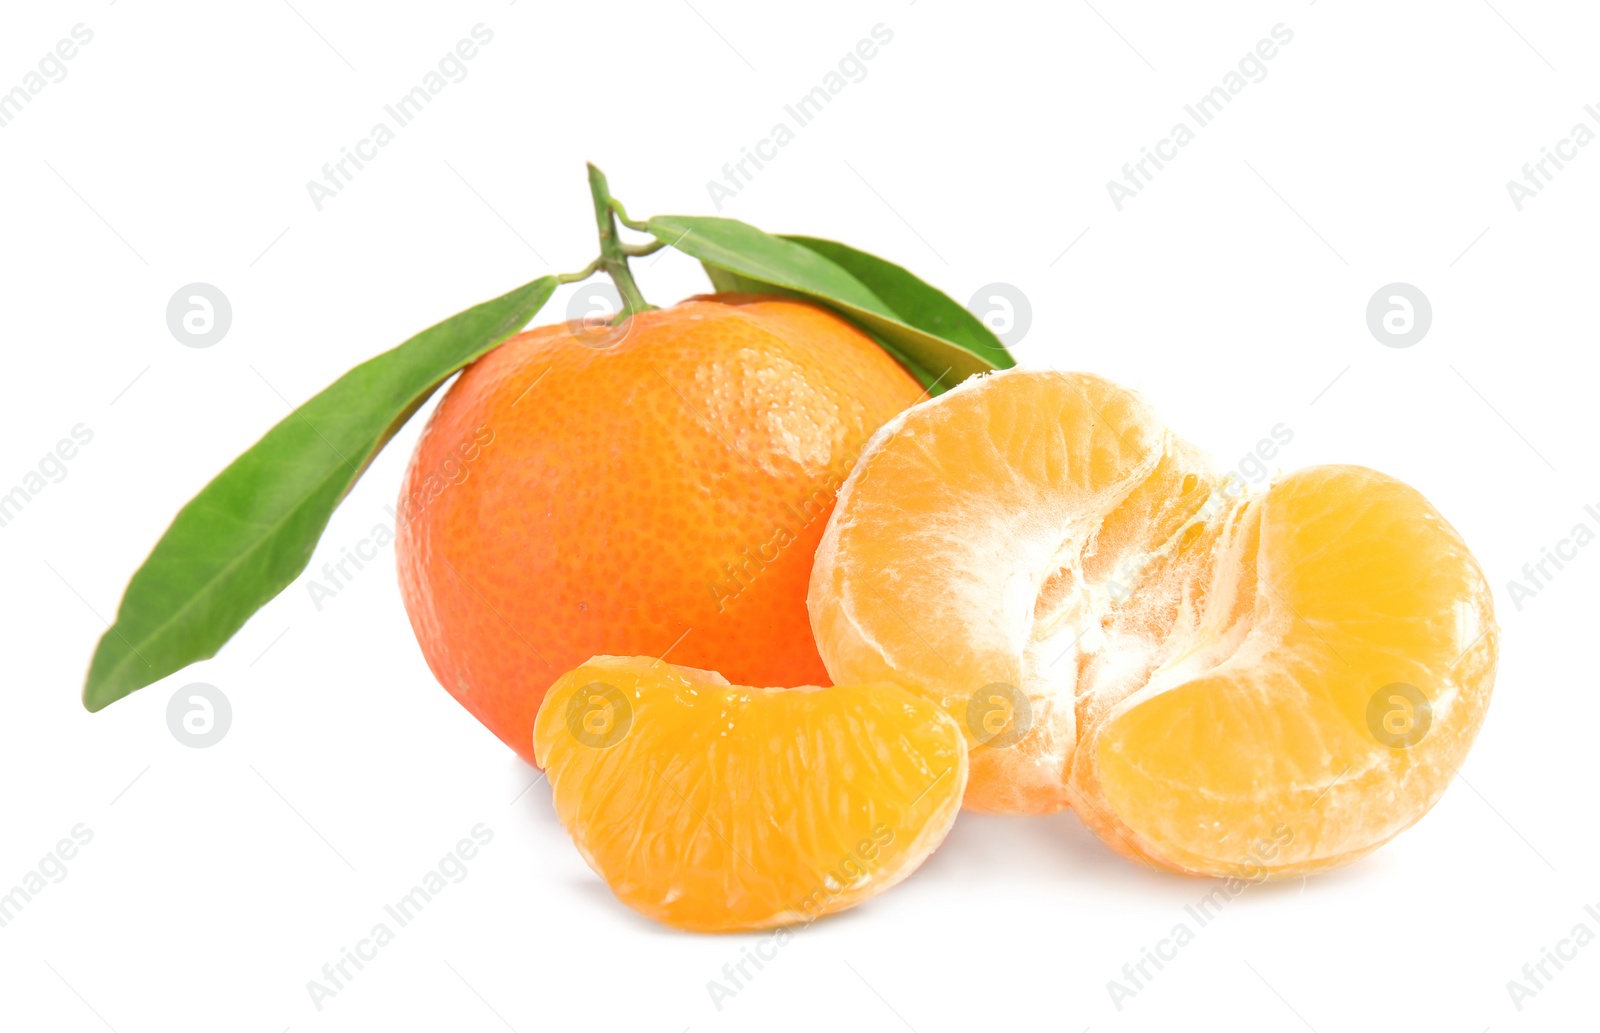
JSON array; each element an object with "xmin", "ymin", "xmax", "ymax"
[
  {"xmin": 608, "ymin": 197, "xmax": 650, "ymax": 233},
  {"xmin": 555, "ymin": 257, "xmax": 602, "ymax": 284},
  {"xmin": 586, "ymin": 163, "xmax": 654, "ymax": 316}
]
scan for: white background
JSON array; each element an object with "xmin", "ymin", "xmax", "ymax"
[{"xmin": 2, "ymin": 1, "xmax": 1597, "ymax": 1030}]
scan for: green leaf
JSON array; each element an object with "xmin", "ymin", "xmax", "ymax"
[
  {"xmin": 83, "ymin": 276, "xmax": 559, "ymax": 712},
  {"xmin": 781, "ymin": 236, "xmax": 1013, "ymax": 371},
  {"xmin": 643, "ymin": 214, "xmax": 1014, "ymax": 394},
  {"xmin": 700, "ymin": 262, "xmax": 779, "ymax": 298},
  {"xmin": 698, "ymin": 261, "xmax": 946, "ymax": 393}
]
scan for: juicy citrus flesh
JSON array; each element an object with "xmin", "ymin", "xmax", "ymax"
[
  {"xmin": 1071, "ymin": 464, "xmax": 1497, "ymax": 877},
  {"xmin": 808, "ymin": 369, "xmax": 1497, "ymax": 875},
  {"xmin": 809, "ymin": 369, "xmax": 1219, "ymax": 814},
  {"xmin": 532, "ymin": 656, "xmax": 967, "ymax": 931},
  {"xmin": 397, "ymin": 295, "xmax": 923, "ymax": 766}
]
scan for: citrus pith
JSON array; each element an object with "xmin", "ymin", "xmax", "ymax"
[{"xmin": 808, "ymin": 368, "xmax": 1497, "ymax": 874}]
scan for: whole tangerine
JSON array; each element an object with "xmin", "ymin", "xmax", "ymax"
[{"xmin": 396, "ymin": 293, "xmax": 925, "ymax": 764}]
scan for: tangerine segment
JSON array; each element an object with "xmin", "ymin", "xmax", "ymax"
[
  {"xmin": 1069, "ymin": 465, "xmax": 1497, "ymax": 877},
  {"xmin": 532, "ymin": 656, "xmax": 967, "ymax": 932},
  {"xmin": 808, "ymin": 370, "xmax": 1216, "ymax": 814}
]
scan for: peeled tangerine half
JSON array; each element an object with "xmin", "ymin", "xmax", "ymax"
[
  {"xmin": 808, "ymin": 368, "xmax": 1497, "ymax": 877},
  {"xmin": 532, "ymin": 656, "xmax": 967, "ymax": 931}
]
